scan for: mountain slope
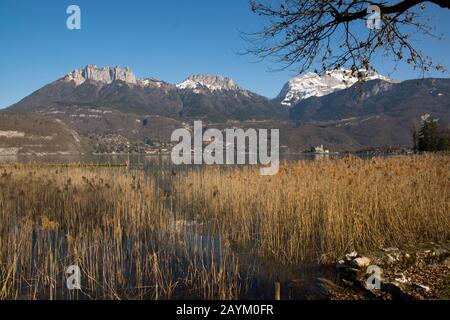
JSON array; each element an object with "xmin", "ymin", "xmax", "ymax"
[
  {"xmin": 0, "ymin": 114, "xmax": 86, "ymax": 155},
  {"xmin": 288, "ymin": 78, "xmax": 450, "ymax": 149},
  {"xmin": 290, "ymin": 78, "xmax": 450, "ymax": 123},
  {"xmin": 176, "ymin": 75, "xmax": 287, "ymax": 121}
]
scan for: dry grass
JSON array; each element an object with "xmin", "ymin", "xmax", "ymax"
[{"xmin": 0, "ymin": 154, "xmax": 448, "ymax": 299}]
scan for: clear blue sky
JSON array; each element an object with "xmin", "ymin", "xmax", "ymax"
[{"xmin": 1, "ymin": 0, "xmax": 449, "ymax": 108}]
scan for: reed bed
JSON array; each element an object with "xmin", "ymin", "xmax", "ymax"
[
  {"xmin": 178, "ymin": 154, "xmax": 450, "ymax": 264},
  {"xmin": 0, "ymin": 165, "xmax": 240, "ymax": 299},
  {"xmin": 0, "ymin": 154, "xmax": 448, "ymax": 299}
]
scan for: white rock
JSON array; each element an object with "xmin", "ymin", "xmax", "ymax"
[
  {"xmin": 413, "ymin": 283, "xmax": 431, "ymax": 292},
  {"xmin": 351, "ymin": 257, "xmax": 372, "ymax": 268},
  {"xmin": 382, "ymin": 247, "xmax": 400, "ymax": 252},
  {"xmin": 395, "ymin": 273, "xmax": 409, "ymax": 284},
  {"xmin": 0, "ymin": 130, "xmax": 25, "ymax": 138},
  {"xmin": 64, "ymin": 65, "xmax": 138, "ymax": 86},
  {"xmin": 386, "ymin": 254, "xmax": 396, "ymax": 264},
  {"xmin": 345, "ymin": 251, "xmax": 358, "ymax": 261}
]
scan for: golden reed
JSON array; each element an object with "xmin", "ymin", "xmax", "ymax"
[{"xmin": 0, "ymin": 154, "xmax": 448, "ymax": 299}]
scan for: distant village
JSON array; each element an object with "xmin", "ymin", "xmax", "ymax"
[{"xmin": 88, "ymin": 133, "xmax": 412, "ymax": 157}]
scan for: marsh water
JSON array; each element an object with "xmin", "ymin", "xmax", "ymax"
[{"xmin": 1, "ymin": 154, "xmax": 343, "ymax": 299}]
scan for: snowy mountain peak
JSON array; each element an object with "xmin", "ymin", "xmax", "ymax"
[
  {"xmin": 277, "ymin": 69, "xmax": 396, "ymax": 107},
  {"xmin": 176, "ymin": 75, "xmax": 241, "ymax": 92}
]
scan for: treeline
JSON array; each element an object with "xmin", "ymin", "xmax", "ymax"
[{"xmin": 413, "ymin": 119, "xmax": 450, "ymax": 152}]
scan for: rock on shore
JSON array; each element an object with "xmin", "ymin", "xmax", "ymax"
[{"xmin": 322, "ymin": 241, "xmax": 450, "ymax": 300}]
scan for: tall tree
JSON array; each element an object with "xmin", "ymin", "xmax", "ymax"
[{"xmin": 417, "ymin": 119, "xmax": 450, "ymax": 152}]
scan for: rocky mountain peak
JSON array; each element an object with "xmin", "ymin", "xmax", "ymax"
[
  {"xmin": 277, "ymin": 69, "xmax": 396, "ymax": 107},
  {"xmin": 63, "ymin": 65, "xmax": 138, "ymax": 86}
]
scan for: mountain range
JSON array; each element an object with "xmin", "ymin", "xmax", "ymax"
[{"xmin": 2, "ymin": 65, "xmax": 449, "ymax": 154}]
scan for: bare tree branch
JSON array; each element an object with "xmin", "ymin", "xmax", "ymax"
[{"xmin": 242, "ymin": 0, "xmax": 449, "ymax": 76}]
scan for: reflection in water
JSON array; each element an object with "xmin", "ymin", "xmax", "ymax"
[{"xmin": 176, "ymin": 218, "xmax": 337, "ymax": 299}]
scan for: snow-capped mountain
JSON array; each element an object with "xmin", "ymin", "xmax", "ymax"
[
  {"xmin": 176, "ymin": 75, "xmax": 247, "ymax": 95},
  {"xmin": 276, "ymin": 69, "xmax": 396, "ymax": 107}
]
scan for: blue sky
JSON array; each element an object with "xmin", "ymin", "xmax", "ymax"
[{"xmin": 0, "ymin": 0, "xmax": 449, "ymax": 108}]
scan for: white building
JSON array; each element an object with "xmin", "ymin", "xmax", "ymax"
[{"xmin": 315, "ymin": 145, "xmax": 330, "ymax": 154}]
